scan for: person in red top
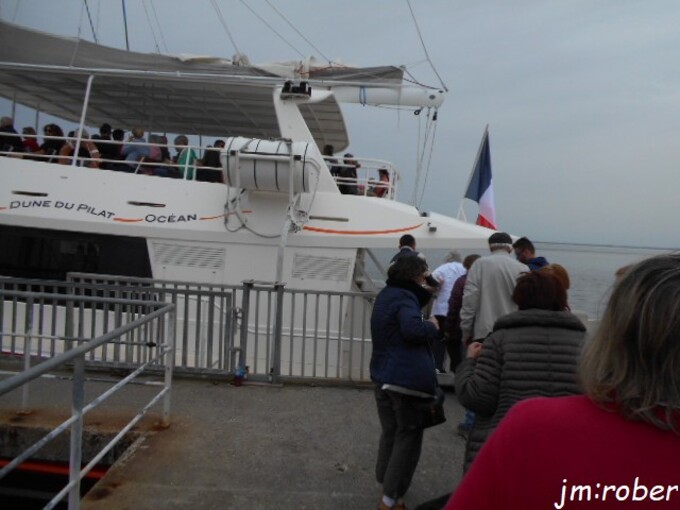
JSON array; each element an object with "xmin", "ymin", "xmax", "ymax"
[
  {"xmin": 445, "ymin": 253, "xmax": 680, "ymax": 510},
  {"xmin": 22, "ymin": 126, "xmax": 40, "ymax": 153}
]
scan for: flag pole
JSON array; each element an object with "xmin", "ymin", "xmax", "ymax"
[{"xmin": 457, "ymin": 124, "xmax": 489, "ymax": 221}]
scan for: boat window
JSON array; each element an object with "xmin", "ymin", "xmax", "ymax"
[{"xmin": 0, "ymin": 225, "xmax": 152, "ymax": 281}]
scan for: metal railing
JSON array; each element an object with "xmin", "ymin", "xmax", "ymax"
[
  {"xmin": 1, "ymin": 274, "xmax": 376, "ymax": 384},
  {"xmin": 0, "ymin": 288, "xmax": 176, "ymax": 510}
]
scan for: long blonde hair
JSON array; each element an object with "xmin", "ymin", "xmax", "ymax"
[{"xmin": 580, "ymin": 253, "xmax": 680, "ymax": 431}]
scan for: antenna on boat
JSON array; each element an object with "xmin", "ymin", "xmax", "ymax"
[{"xmin": 121, "ymin": 0, "xmax": 130, "ymax": 51}]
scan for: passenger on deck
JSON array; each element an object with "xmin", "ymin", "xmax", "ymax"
[
  {"xmin": 512, "ymin": 236, "xmax": 549, "ymax": 270},
  {"xmin": 0, "ymin": 116, "xmax": 24, "ymax": 154},
  {"xmin": 22, "ymin": 127, "xmax": 40, "ymax": 153},
  {"xmin": 139, "ymin": 134, "xmax": 169, "ymax": 176},
  {"xmin": 112, "ymin": 128, "xmax": 125, "ymax": 144},
  {"xmin": 92, "ymin": 123, "xmax": 120, "ymax": 168},
  {"xmin": 121, "ymin": 126, "xmax": 149, "ymax": 172},
  {"xmin": 173, "ymin": 135, "xmax": 197, "ymax": 180},
  {"xmin": 338, "ymin": 152, "xmax": 359, "ymax": 194},
  {"xmin": 371, "ymin": 167, "xmax": 391, "ymax": 197},
  {"xmin": 58, "ymin": 129, "xmax": 100, "ymax": 168},
  {"xmin": 198, "ymin": 139, "xmax": 225, "ymax": 182},
  {"xmin": 36, "ymin": 123, "xmax": 65, "ymax": 162},
  {"xmin": 158, "ymin": 135, "xmax": 172, "ymax": 164},
  {"xmin": 323, "ymin": 144, "xmax": 341, "ymax": 177},
  {"xmin": 91, "ymin": 122, "xmax": 112, "ymax": 143}
]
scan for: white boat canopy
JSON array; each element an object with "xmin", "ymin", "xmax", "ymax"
[{"xmin": 0, "ymin": 21, "xmax": 409, "ymax": 151}]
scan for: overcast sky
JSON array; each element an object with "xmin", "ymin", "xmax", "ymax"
[{"xmin": 2, "ymin": 0, "xmax": 679, "ymax": 249}]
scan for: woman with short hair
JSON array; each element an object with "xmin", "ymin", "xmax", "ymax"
[{"xmin": 454, "ymin": 270, "xmax": 586, "ymax": 472}]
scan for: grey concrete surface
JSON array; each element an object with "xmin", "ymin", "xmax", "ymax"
[{"xmin": 0, "ymin": 374, "xmax": 466, "ymax": 509}]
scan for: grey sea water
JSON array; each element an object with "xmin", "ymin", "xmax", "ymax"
[{"xmin": 365, "ymin": 243, "xmax": 673, "ymax": 320}]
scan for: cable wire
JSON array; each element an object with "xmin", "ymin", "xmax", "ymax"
[
  {"xmin": 417, "ymin": 110, "xmax": 439, "ymax": 208},
  {"xmin": 83, "ymin": 0, "xmax": 99, "ymax": 43},
  {"xmin": 141, "ymin": 0, "xmax": 162, "ymax": 54},
  {"xmin": 406, "ymin": 0, "xmax": 448, "ymax": 92},
  {"xmin": 238, "ymin": 0, "xmax": 305, "ymax": 59},
  {"xmin": 263, "ymin": 0, "xmax": 332, "ymax": 63},
  {"xmin": 211, "ymin": 0, "xmax": 242, "ymax": 57},
  {"xmin": 149, "ymin": 0, "xmax": 169, "ymax": 53}
]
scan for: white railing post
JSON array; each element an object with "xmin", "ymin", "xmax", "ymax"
[{"xmin": 20, "ymin": 296, "xmax": 34, "ymax": 414}]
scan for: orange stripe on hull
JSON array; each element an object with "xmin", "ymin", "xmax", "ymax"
[
  {"xmin": 302, "ymin": 223, "xmax": 424, "ymax": 235},
  {"xmin": 113, "ymin": 218, "xmax": 144, "ymax": 223}
]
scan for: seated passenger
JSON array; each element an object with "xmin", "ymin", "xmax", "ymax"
[
  {"xmin": 372, "ymin": 168, "xmax": 391, "ymax": 198},
  {"xmin": 121, "ymin": 126, "xmax": 150, "ymax": 172},
  {"xmin": 22, "ymin": 127, "xmax": 40, "ymax": 153},
  {"xmin": 92, "ymin": 123, "xmax": 120, "ymax": 168},
  {"xmin": 338, "ymin": 153, "xmax": 359, "ymax": 194},
  {"xmin": 58, "ymin": 129, "xmax": 100, "ymax": 168},
  {"xmin": 173, "ymin": 135, "xmax": 197, "ymax": 180},
  {"xmin": 141, "ymin": 134, "xmax": 174, "ymax": 177},
  {"xmin": 36, "ymin": 123, "xmax": 65, "ymax": 162},
  {"xmin": 0, "ymin": 116, "xmax": 24, "ymax": 154},
  {"xmin": 197, "ymin": 139, "xmax": 225, "ymax": 182}
]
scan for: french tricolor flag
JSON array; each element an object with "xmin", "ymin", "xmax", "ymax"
[{"xmin": 464, "ymin": 127, "xmax": 497, "ymax": 229}]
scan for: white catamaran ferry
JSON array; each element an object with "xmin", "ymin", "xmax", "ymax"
[
  {"xmin": 0, "ymin": 15, "xmax": 505, "ymax": 382},
  {"xmin": 0, "ymin": 19, "xmax": 494, "ymax": 291}
]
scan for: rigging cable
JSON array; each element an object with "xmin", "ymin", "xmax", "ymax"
[
  {"xmin": 405, "ymin": 0, "xmax": 448, "ymax": 92},
  {"xmin": 141, "ymin": 0, "xmax": 162, "ymax": 54},
  {"xmin": 238, "ymin": 0, "xmax": 305, "ymax": 59},
  {"xmin": 148, "ymin": 0, "xmax": 169, "ymax": 53},
  {"xmin": 416, "ymin": 109, "xmax": 439, "ymax": 209},
  {"xmin": 83, "ymin": 0, "xmax": 99, "ymax": 43},
  {"xmin": 263, "ymin": 0, "xmax": 332, "ymax": 63},
  {"xmin": 210, "ymin": 0, "xmax": 242, "ymax": 57},
  {"xmin": 410, "ymin": 107, "xmax": 439, "ymax": 209},
  {"xmin": 121, "ymin": 0, "xmax": 130, "ymax": 50}
]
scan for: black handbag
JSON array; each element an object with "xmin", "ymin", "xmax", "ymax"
[{"xmin": 419, "ymin": 386, "xmax": 447, "ymax": 429}]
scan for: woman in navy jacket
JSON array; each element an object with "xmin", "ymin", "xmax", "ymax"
[{"xmin": 371, "ymin": 255, "xmax": 440, "ymax": 510}]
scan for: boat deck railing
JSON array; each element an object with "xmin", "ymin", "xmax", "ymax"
[
  {"xmin": 0, "ymin": 287, "xmax": 176, "ymax": 510},
  {"xmin": 1, "ymin": 131, "xmax": 400, "ymax": 197},
  {"xmin": 1, "ymin": 132, "xmax": 224, "ymax": 182}
]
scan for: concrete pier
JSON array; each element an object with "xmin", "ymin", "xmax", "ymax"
[{"xmin": 0, "ymin": 375, "xmax": 466, "ymax": 509}]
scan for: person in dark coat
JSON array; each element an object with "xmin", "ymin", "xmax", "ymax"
[
  {"xmin": 0, "ymin": 116, "xmax": 24, "ymax": 154},
  {"xmin": 371, "ymin": 255, "xmax": 440, "ymax": 510},
  {"xmin": 455, "ymin": 270, "xmax": 585, "ymax": 472}
]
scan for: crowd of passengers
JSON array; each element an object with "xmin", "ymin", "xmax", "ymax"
[
  {"xmin": 1, "ymin": 115, "xmax": 393, "ymax": 193},
  {"xmin": 0, "ymin": 116, "xmax": 224, "ymax": 182}
]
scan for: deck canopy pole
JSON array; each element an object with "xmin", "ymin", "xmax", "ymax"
[
  {"xmin": 72, "ymin": 74, "xmax": 96, "ymax": 167},
  {"xmin": 275, "ymin": 139, "xmax": 296, "ymax": 284}
]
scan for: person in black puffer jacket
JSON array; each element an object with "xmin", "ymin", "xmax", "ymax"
[{"xmin": 455, "ymin": 270, "xmax": 586, "ymax": 472}]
